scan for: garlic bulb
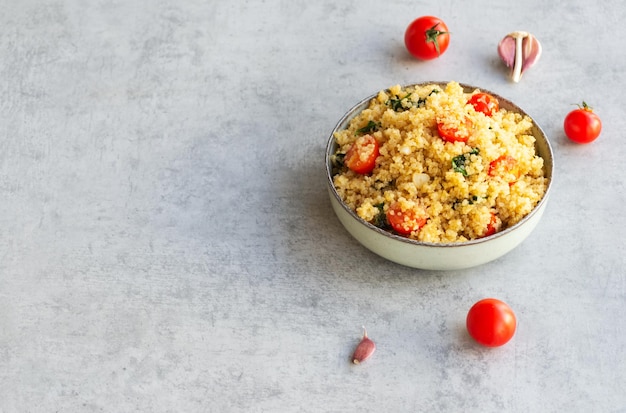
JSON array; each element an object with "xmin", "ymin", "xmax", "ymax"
[{"xmin": 498, "ymin": 31, "xmax": 542, "ymax": 83}]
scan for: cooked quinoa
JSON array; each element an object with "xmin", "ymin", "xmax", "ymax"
[{"xmin": 331, "ymin": 81, "xmax": 548, "ymax": 243}]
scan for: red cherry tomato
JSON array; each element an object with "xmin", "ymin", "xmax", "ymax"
[
  {"xmin": 437, "ymin": 115, "xmax": 473, "ymax": 143},
  {"xmin": 466, "ymin": 298, "xmax": 517, "ymax": 347},
  {"xmin": 468, "ymin": 93, "xmax": 499, "ymax": 117},
  {"xmin": 564, "ymin": 102, "xmax": 602, "ymax": 144},
  {"xmin": 404, "ymin": 16, "xmax": 450, "ymax": 60},
  {"xmin": 483, "ymin": 212, "xmax": 499, "ymax": 237},
  {"xmin": 488, "ymin": 155, "xmax": 520, "ymax": 184},
  {"xmin": 345, "ymin": 134, "xmax": 379, "ymax": 174},
  {"xmin": 386, "ymin": 202, "xmax": 427, "ymax": 235}
]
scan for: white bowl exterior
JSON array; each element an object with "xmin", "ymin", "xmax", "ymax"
[
  {"xmin": 329, "ymin": 186, "xmax": 548, "ymax": 270},
  {"xmin": 326, "ymin": 82, "xmax": 554, "ymax": 270}
]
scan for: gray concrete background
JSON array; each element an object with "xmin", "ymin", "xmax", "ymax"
[{"xmin": 1, "ymin": 0, "xmax": 625, "ymax": 411}]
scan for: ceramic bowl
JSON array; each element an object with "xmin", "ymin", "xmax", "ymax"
[{"xmin": 325, "ymin": 82, "xmax": 554, "ymax": 270}]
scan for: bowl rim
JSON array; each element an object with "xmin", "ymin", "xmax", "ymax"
[{"xmin": 325, "ymin": 81, "xmax": 554, "ymax": 249}]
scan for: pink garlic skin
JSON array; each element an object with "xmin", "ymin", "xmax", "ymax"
[
  {"xmin": 352, "ymin": 327, "xmax": 376, "ymax": 364},
  {"xmin": 498, "ymin": 36, "xmax": 516, "ymax": 68},
  {"xmin": 521, "ymin": 34, "xmax": 542, "ymax": 72},
  {"xmin": 498, "ymin": 36, "xmax": 515, "ymax": 67},
  {"xmin": 498, "ymin": 32, "xmax": 542, "ymax": 82}
]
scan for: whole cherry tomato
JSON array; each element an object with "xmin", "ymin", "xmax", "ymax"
[
  {"xmin": 344, "ymin": 134, "xmax": 379, "ymax": 174},
  {"xmin": 404, "ymin": 16, "xmax": 450, "ymax": 60},
  {"xmin": 564, "ymin": 102, "xmax": 602, "ymax": 144},
  {"xmin": 468, "ymin": 93, "xmax": 499, "ymax": 117},
  {"xmin": 466, "ymin": 298, "xmax": 517, "ymax": 347}
]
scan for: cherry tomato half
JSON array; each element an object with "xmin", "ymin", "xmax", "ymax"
[
  {"xmin": 437, "ymin": 115, "xmax": 473, "ymax": 143},
  {"xmin": 404, "ymin": 16, "xmax": 450, "ymax": 60},
  {"xmin": 345, "ymin": 134, "xmax": 379, "ymax": 174},
  {"xmin": 564, "ymin": 102, "xmax": 602, "ymax": 144},
  {"xmin": 483, "ymin": 212, "xmax": 499, "ymax": 237},
  {"xmin": 466, "ymin": 298, "xmax": 517, "ymax": 347},
  {"xmin": 488, "ymin": 155, "xmax": 520, "ymax": 184},
  {"xmin": 468, "ymin": 93, "xmax": 499, "ymax": 117},
  {"xmin": 386, "ymin": 202, "xmax": 427, "ymax": 235}
]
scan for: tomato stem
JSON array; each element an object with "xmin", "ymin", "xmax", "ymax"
[
  {"xmin": 425, "ymin": 23, "xmax": 448, "ymax": 56},
  {"xmin": 573, "ymin": 101, "xmax": 594, "ymax": 112}
]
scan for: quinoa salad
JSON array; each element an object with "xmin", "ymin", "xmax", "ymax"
[{"xmin": 330, "ymin": 81, "xmax": 548, "ymax": 243}]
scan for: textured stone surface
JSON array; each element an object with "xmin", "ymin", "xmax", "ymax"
[{"xmin": 1, "ymin": 0, "xmax": 625, "ymax": 411}]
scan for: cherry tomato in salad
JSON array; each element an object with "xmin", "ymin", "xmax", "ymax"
[
  {"xmin": 468, "ymin": 93, "xmax": 499, "ymax": 117},
  {"xmin": 386, "ymin": 202, "xmax": 427, "ymax": 235},
  {"xmin": 466, "ymin": 298, "xmax": 517, "ymax": 347},
  {"xmin": 404, "ymin": 16, "xmax": 450, "ymax": 60},
  {"xmin": 345, "ymin": 134, "xmax": 379, "ymax": 174},
  {"xmin": 483, "ymin": 212, "xmax": 499, "ymax": 237},
  {"xmin": 563, "ymin": 102, "xmax": 602, "ymax": 144},
  {"xmin": 437, "ymin": 115, "xmax": 473, "ymax": 143},
  {"xmin": 488, "ymin": 155, "xmax": 520, "ymax": 184}
]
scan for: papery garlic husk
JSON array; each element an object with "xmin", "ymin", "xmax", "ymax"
[{"xmin": 498, "ymin": 31, "xmax": 542, "ymax": 82}]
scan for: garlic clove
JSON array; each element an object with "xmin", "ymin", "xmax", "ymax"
[
  {"xmin": 498, "ymin": 31, "xmax": 541, "ymax": 83},
  {"xmin": 497, "ymin": 36, "xmax": 516, "ymax": 68},
  {"xmin": 522, "ymin": 34, "xmax": 542, "ymax": 72},
  {"xmin": 352, "ymin": 327, "xmax": 376, "ymax": 364}
]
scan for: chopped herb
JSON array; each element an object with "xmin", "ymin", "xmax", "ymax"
[
  {"xmin": 451, "ymin": 147, "xmax": 480, "ymax": 177},
  {"xmin": 332, "ymin": 153, "xmax": 345, "ymax": 168},
  {"xmin": 386, "ymin": 89, "xmax": 439, "ymax": 111},
  {"xmin": 386, "ymin": 93, "xmax": 413, "ymax": 112},
  {"xmin": 356, "ymin": 120, "xmax": 380, "ymax": 135},
  {"xmin": 416, "ymin": 89, "xmax": 439, "ymax": 108},
  {"xmin": 452, "ymin": 154, "xmax": 469, "ymax": 177},
  {"xmin": 373, "ymin": 203, "xmax": 389, "ymax": 229},
  {"xmin": 453, "ymin": 195, "xmax": 482, "ymax": 207}
]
